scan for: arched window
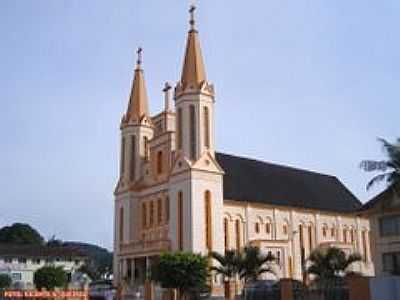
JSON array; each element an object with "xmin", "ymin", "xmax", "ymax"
[
  {"xmin": 203, "ymin": 106, "xmax": 210, "ymax": 148},
  {"xmin": 205, "ymin": 191, "xmax": 212, "ymax": 251},
  {"xmin": 157, "ymin": 151, "xmax": 163, "ymax": 174},
  {"xmin": 189, "ymin": 105, "xmax": 196, "ymax": 160},
  {"xmin": 224, "ymin": 218, "xmax": 229, "ymax": 251},
  {"xmin": 308, "ymin": 225, "xmax": 313, "ymax": 250},
  {"xmin": 343, "ymin": 228, "xmax": 348, "ymax": 243},
  {"xmin": 283, "ymin": 224, "xmax": 288, "ymax": 235},
  {"xmin": 266, "ymin": 223, "xmax": 271, "ymax": 234},
  {"xmin": 144, "ymin": 137, "xmax": 149, "ymax": 160},
  {"xmin": 178, "ymin": 191, "xmax": 183, "ymax": 250},
  {"xmin": 149, "ymin": 201, "xmax": 154, "ymax": 226},
  {"xmin": 120, "ymin": 137, "xmax": 126, "ymax": 175},
  {"xmin": 157, "ymin": 198, "xmax": 162, "ymax": 224},
  {"xmin": 119, "ymin": 207, "xmax": 124, "ymax": 243},
  {"xmin": 331, "ymin": 227, "xmax": 335, "ymax": 237},
  {"xmin": 235, "ymin": 219, "xmax": 241, "ymax": 250},
  {"xmin": 142, "ymin": 203, "xmax": 147, "ymax": 228},
  {"xmin": 129, "ymin": 135, "xmax": 136, "ymax": 181},
  {"xmin": 165, "ymin": 196, "xmax": 170, "ymax": 222},
  {"xmin": 350, "ymin": 228, "xmax": 355, "ymax": 243},
  {"xmin": 362, "ymin": 230, "xmax": 368, "ymax": 262},
  {"xmin": 177, "ymin": 108, "xmax": 183, "ymax": 150},
  {"xmin": 322, "ymin": 226, "xmax": 327, "ymax": 237},
  {"xmin": 255, "ymin": 222, "xmax": 260, "ymax": 234}
]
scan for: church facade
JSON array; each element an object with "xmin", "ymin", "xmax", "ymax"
[{"xmin": 113, "ymin": 6, "xmax": 374, "ymax": 294}]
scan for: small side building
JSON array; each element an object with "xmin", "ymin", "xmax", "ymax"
[
  {"xmin": 0, "ymin": 244, "xmax": 88, "ymax": 289},
  {"xmin": 361, "ymin": 184, "xmax": 400, "ymax": 276}
]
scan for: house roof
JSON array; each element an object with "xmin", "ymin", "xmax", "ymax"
[
  {"xmin": 216, "ymin": 152, "xmax": 362, "ymax": 213},
  {"xmin": 361, "ymin": 184, "xmax": 400, "ymax": 211},
  {"xmin": 0, "ymin": 245, "xmax": 87, "ymax": 259}
]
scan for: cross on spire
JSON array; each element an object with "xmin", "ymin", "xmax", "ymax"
[
  {"xmin": 136, "ymin": 47, "xmax": 143, "ymax": 68},
  {"xmin": 189, "ymin": 4, "xmax": 196, "ymax": 30}
]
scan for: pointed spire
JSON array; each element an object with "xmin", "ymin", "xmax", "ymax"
[
  {"xmin": 180, "ymin": 5, "xmax": 207, "ymax": 89},
  {"xmin": 126, "ymin": 47, "xmax": 149, "ymax": 123}
]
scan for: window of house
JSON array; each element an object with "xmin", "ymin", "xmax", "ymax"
[
  {"xmin": 203, "ymin": 106, "xmax": 210, "ymax": 148},
  {"xmin": 277, "ymin": 251, "xmax": 281, "ymax": 265},
  {"xmin": 362, "ymin": 230, "xmax": 368, "ymax": 262},
  {"xmin": 380, "ymin": 215, "xmax": 400, "ymax": 237},
  {"xmin": 17, "ymin": 258, "xmax": 27, "ymax": 264},
  {"xmin": 119, "ymin": 206, "xmax": 124, "ymax": 243},
  {"xmin": 120, "ymin": 137, "xmax": 126, "ymax": 175},
  {"xmin": 266, "ymin": 223, "xmax": 271, "ymax": 234},
  {"xmin": 144, "ymin": 136, "xmax": 149, "ymax": 160},
  {"xmin": 11, "ymin": 273, "xmax": 21, "ymax": 281},
  {"xmin": 157, "ymin": 198, "xmax": 162, "ymax": 224},
  {"xmin": 177, "ymin": 108, "xmax": 183, "ymax": 150},
  {"xmin": 322, "ymin": 227, "xmax": 327, "ymax": 237},
  {"xmin": 235, "ymin": 220, "xmax": 241, "ymax": 250},
  {"xmin": 129, "ymin": 135, "xmax": 136, "ymax": 181},
  {"xmin": 157, "ymin": 151, "xmax": 163, "ymax": 174},
  {"xmin": 150, "ymin": 201, "xmax": 154, "ymax": 226},
  {"xmin": 283, "ymin": 225, "xmax": 288, "ymax": 235},
  {"xmin": 343, "ymin": 228, "xmax": 348, "ymax": 243},
  {"xmin": 383, "ymin": 252, "xmax": 400, "ymax": 274},
  {"xmin": 142, "ymin": 202, "xmax": 147, "ymax": 228},
  {"xmin": 255, "ymin": 223, "xmax": 260, "ymax": 234},
  {"xmin": 224, "ymin": 218, "xmax": 229, "ymax": 251},
  {"xmin": 178, "ymin": 191, "xmax": 183, "ymax": 250},
  {"xmin": 4, "ymin": 258, "xmax": 12, "ymax": 263},
  {"xmin": 165, "ymin": 197, "xmax": 170, "ymax": 222},
  {"xmin": 331, "ymin": 227, "xmax": 335, "ymax": 237},
  {"xmin": 351, "ymin": 229, "xmax": 355, "ymax": 243},
  {"xmin": 205, "ymin": 191, "xmax": 212, "ymax": 251},
  {"xmin": 189, "ymin": 105, "xmax": 196, "ymax": 160}
]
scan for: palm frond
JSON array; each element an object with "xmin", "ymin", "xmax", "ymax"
[{"xmin": 366, "ymin": 173, "xmax": 391, "ymax": 190}]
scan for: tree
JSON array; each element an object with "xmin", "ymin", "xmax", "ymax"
[
  {"xmin": 34, "ymin": 266, "xmax": 68, "ymax": 290},
  {"xmin": 210, "ymin": 250, "xmax": 241, "ymax": 296},
  {"xmin": 238, "ymin": 246, "xmax": 275, "ymax": 283},
  {"xmin": 306, "ymin": 247, "xmax": 362, "ymax": 284},
  {"xmin": 0, "ymin": 223, "xmax": 44, "ymax": 245},
  {"xmin": 360, "ymin": 138, "xmax": 400, "ymax": 191},
  {"xmin": 0, "ymin": 274, "xmax": 12, "ymax": 290},
  {"xmin": 152, "ymin": 252, "xmax": 209, "ymax": 298}
]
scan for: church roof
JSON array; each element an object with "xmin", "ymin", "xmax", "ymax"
[{"xmin": 216, "ymin": 152, "xmax": 362, "ymax": 213}]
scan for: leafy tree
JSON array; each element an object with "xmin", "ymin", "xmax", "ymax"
[
  {"xmin": 238, "ymin": 246, "xmax": 275, "ymax": 283},
  {"xmin": 152, "ymin": 252, "xmax": 209, "ymax": 298},
  {"xmin": 34, "ymin": 266, "xmax": 68, "ymax": 290},
  {"xmin": 0, "ymin": 274, "xmax": 12, "ymax": 290},
  {"xmin": 0, "ymin": 223, "xmax": 44, "ymax": 245},
  {"xmin": 360, "ymin": 138, "xmax": 400, "ymax": 191},
  {"xmin": 306, "ymin": 247, "xmax": 362, "ymax": 284}
]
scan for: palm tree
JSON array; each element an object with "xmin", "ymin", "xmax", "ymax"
[
  {"xmin": 306, "ymin": 247, "xmax": 362, "ymax": 284},
  {"xmin": 238, "ymin": 246, "xmax": 275, "ymax": 283},
  {"xmin": 210, "ymin": 250, "xmax": 241, "ymax": 297},
  {"xmin": 210, "ymin": 250, "xmax": 241, "ymax": 281},
  {"xmin": 360, "ymin": 138, "xmax": 400, "ymax": 191}
]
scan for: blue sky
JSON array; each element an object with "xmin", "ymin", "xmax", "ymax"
[{"xmin": 0, "ymin": 1, "xmax": 398, "ymax": 249}]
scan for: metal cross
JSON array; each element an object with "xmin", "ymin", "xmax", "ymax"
[{"xmin": 136, "ymin": 47, "xmax": 143, "ymax": 66}]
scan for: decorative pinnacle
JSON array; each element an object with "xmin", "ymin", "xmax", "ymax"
[
  {"xmin": 189, "ymin": 5, "xmax": 196, "ymax": 30},
  {"xmin": 136, "ymin": 47, "xmax": 143, "ymax": 68},
  {"xmin": 163, "ymin": 81, "xmax": 172, "ymax": 92}
]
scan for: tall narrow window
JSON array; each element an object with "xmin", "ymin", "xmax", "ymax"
[
  {"xmin": 266, "ymin": 223, "xmax": 271, "ymax": 234},
  {"xmin": 362, "ymin": 231, "xmax": 368, "ymax": 262},
  {"xmin": 119, "ymin": 207, "xmax": 124, "ymax": 243},
  {"xmin": 308, "ymin": 226, "xmax": 313, "ymax": 251},
  {"xmin": 157, "ymin": 199, "xmax": 162, "ymax": 224},
  {"xmin": 235, "ymin": 220, "xmax": 241, "ymax": 250},
  {"xmin": 144, "ymin": 137, "xmax": 149, "ymax": 160},
  {"xmin": 255, "ymin": 223, "xmax": 260, "ymax": 234},
  {"xmin": 205, "ymin": 191, "xmax": 212, "ymax": 251},
  {"xmin": 178, "ymin": 192, "xmax": 183, "ymax": 250},
  {"xmin": 343, "ymin": 228, "xmax": 348, "ymax": 243},
  {"xmin": 142, "ymin": 203, "xmax": 147, "ymax": 229},
  {"xmin": 189, "ymin": 105, "xmax": 196, "ymax": 160},
  {"xmin": 150, "ymin": 201, "xmax": 154, "ymax": 227},
  {"xmin": 203, "ymin": 106, "xmax": 210, "ymax": 148},
  {"xmin": 129, "ymin": 135, "xmax": 136, "ymax": 181},
  {"xmin": 157, "ymin": 151, "xmax": 163, "ymax": 174},
  {"xmin": 165, "ymin": 196, "xmax": 170, "ymax": 222},
  {"xmin": 177, "ymin": 108, "xmax": 183, "ymax": 150},
  {"xmin": 224, "ymin": 218, "xmax": 229, "ymax": 251},
  {"xmin": 120, "ymin": 137, "xmax": 126, "ymax": 175}
]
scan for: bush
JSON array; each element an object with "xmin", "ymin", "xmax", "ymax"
[
  {"xmin": 34, "ymin": 266, "xmax": 68, "ymax": 290},
  {"xmin": 0, "ymin": 274, "xmax": 12, "ymax": 290}
]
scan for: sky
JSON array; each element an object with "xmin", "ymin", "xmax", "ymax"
[{"xmin": 0, "ymin": 1, "xmax": 398, "ymax": 250}]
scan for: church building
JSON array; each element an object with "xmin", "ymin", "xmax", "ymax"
[{"xmin": 113, "ymin": 6, "xmax": 374, "ymax": 295}]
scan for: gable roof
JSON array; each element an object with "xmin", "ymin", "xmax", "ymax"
[
  {"xmin": 362, "ymin": 183, "xmax": 400, "ymax": 211},
  {"xmin": 216, "ymin": 152, "xmax": 362, "ymax": 213}
]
